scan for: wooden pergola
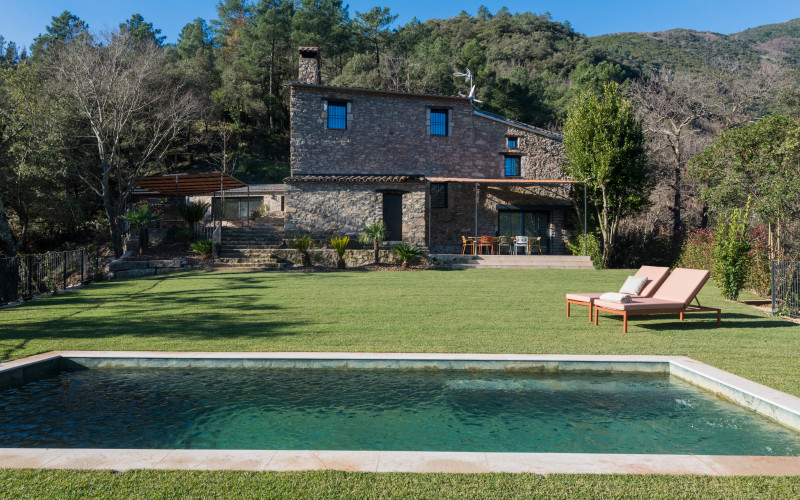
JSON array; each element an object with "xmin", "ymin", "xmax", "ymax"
[{"xmin": 134, "ymin": 173, "xmax": 247, "ymax": 198}]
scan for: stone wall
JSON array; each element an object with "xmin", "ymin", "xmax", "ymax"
[
  {"xmin": 285, "ymin": 182, "xmax": 426, "ymax": 245},
  {"xmin": 289, "ymin": 85, "xmax": 566, "ymax": 181},
  {"xmin": 108, "ymin": 259, "xmax": 194, "ymax": 279}
]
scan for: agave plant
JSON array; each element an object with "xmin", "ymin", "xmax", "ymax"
[
  {"xmin": 393, "ymin": 243, "xmax": 421, "ymax": 268},
  {"xmin": 189, "ymin": 239, "xmax": 213, "ymax": 259},
  {"xmin": 122, "ymin": 205, "xmax": 160, "ymax": 254},
  {"xmin": 177, "ymin": 201, "xmax": 211, "ymax": 226},
  {"xmin": 359, "ymin": 221, "xmax": 388, "ymax": 263},
  {"xmin": 330, "ymin": 236, "xmax": 350, "ymax": 269},
  {"xmin": 289, "ymin": 234, "xmax": 313, "ymax": 267}
]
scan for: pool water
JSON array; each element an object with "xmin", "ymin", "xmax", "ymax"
[{"xmin": 1, "ymin": 368, "xmax": 799, "ymax": 455}]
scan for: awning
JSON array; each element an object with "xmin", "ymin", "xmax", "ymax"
[
  {"xmin": 426, "ymin": 177, "xmax": 581, "ymax": 184},
  {"xmin": 134, "ymin": 173, "xmax": 247, "ymax": 197}
]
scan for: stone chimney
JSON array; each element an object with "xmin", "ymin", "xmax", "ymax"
[{"xmin": 298, "ymin": 47, "xmax": 321, "ymax": 84}]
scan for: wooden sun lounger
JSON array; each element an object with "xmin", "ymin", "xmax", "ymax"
[
  {"xmin": 592, "ymin": 268, "xmax": 721, "ymax": 333},
  {"xmin": 565, "ymin": 266, "xmax": 670, "ymax": 321}
]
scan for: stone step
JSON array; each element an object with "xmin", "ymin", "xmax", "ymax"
[{"xmin": 452, "ymin": 263, "xmax": 595, "ymax": 270}]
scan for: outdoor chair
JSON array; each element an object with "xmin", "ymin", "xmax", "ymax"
[
  {"xmin": 461, "ymin": 235, "xmax": 476, "ymax": 255},
  {"xmin": 498, "ymin": 236, "xmax": 513, "ymax": 255},
  {"xmin": 478, "ymin": 236, "xmax": 495, "ymax": 255},
  {"xmin": 565, "ymin": 266, "xmax": 670, "ymax": 321},
  {"xmin": 513, "ymin": 236, "xmax": 528, "ymax": 255},
  {"xmin": 529, "ymin": 236, "xmax": 543, "ymax": 255},
  {"xmin": 592, "ymin": 268, "xmax": 721, "ymax": 333}
]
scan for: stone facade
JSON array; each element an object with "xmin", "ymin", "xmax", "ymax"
[{"xmin": 287, "ymin": 81, "xmax": 573, "ymax": 253}]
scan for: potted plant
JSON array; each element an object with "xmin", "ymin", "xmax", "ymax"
[{"xmin": 330, "ymin": 236, "xmax": 350, "ymax": 269}]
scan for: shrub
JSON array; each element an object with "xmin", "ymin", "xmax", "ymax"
[
  {"xmin": 174, "ymin": 225, "xmax": 194, "ymax": 243},
  {"xmin": 177, "ymin": 201, "xmax": 210, "ymax": 226},
  {"xmin": 289, "ymin": 234, "xmax": 312, "ymax": 267},
  {"xmin": 676, "ymin": 229, "xmax": 715, "ymax": 272},
  {"xmin": 330, "ymin": 236, "xmax": 350, "ymax": 269},
  {"xmin": 122, "ymin": 205, "xmax": 159, "ymax": 254},
  {"xmin": 189, "ymin": 239, "xmax": 213, "ymax": 259},
  {"xmin": 394, "ymin": 243, "xmax": 421, "ymax": 268},
  {"xmin": 746, "ymin": 225, "xmax": 772, "ymax": 298},
  {"xmin": 250, "ymin": 204, "xmax": 267, "ymax": 220},
  {"xmin": 565, "ymin": 232, "xmax": 602, "ymax": 269},
  {"xmin": 713, "ymin": 202, "xmax": 752, "ymax": 301}
]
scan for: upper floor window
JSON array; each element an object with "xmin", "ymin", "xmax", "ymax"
[
  {"xmin": 430, "ymin": 109, "xmax": 448, "ymax": 136},
  {"xmin": 507, "ymin": 137, "xmax": 518, "ymax": 148},
  {"xmin": 327, "ymin": 101, "xmax": 347, "ymax": 129},
  {"xmin": 504, "ymin": 156, "xmax": 521, "ymax": 176},
  {"xmin": 430, "ymin": 182, "xmax": 448, "ymax": 208}
]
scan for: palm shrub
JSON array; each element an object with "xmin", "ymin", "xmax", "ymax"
[
  {"xmin": 177, "ymin": 201, "xmax": 210, "ymax": 226},
  {"xmin": 189, "ymin": 239, "xmax": 213, "ymax": 259},
  {"xmin": 713, "ymin": 201, "xmax": 752, "ymax": 301},
  {"xmin": 359, "ymin": 221, "xmax": 388, "ymax": 263},
  {"xmin": 289, "ymin": 234, "xmax": 313, "ymax": 267},
  {"xmin": 394, "ymin": 243, "xmax": 421, "ymax": 268},
  {"xmin": 122, "ymin": 205, "xmax": 159, "ymax": 254},
  {"xmin": 330, "ymin": 236, "xmax": 350, "ymax": 269}
]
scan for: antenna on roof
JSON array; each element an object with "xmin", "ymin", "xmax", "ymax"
[{"xmin": 454, "ymin": 68, "xmax": 481, "ymax": 103}]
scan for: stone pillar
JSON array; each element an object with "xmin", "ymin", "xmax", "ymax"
[{"xmin": 298, "ymin": 47, "xmax": 321, "ymax": 84}]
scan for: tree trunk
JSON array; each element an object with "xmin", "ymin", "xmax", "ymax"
[
  {"xmin": 139, "ymin": 227, "xmax": 149, "ymax": 255},
  {"xmin": 373, "ymin": 241, "xmax": 380, "ymax": 263},
  {"xmin": 337, "ymin": 257, "xmax": 346, "ymax": 269},
  {"xmin": 269, "ymin": 38, "xmax": 275, "ymax": 129},
  {"xmin": 0, "ymin": 193, "xmax": 18, "ymax": 257}
]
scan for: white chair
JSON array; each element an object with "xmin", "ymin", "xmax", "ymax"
[{"xmin": 513, "ymin": 236, "xmax": 528, "ymax": 255}]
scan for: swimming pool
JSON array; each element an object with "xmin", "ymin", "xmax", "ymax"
[{"xmin": 2, "ymin": 352, "xmax": 800, "ymax": 474}]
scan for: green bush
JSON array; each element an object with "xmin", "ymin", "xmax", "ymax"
[
  {"xmin": 174, "ymin": 225, "xmax": 194, "ymax": 243},
  {"xmin": 565, "ymin": 232, "xmax": 602, "ymax": 269},
  {"xmin": 393, "ymin": 243, "xmax": 421, "ymax": 267},
  {"xmin": 746, "ymin": 225, "xmax": 771, "ymax": 298},
  {"xmin": 713, "ymin": 202, "xmax": 752, "ymax": 301},
  {"xmin": 330, "ymin": 236, "xmax": 350, "ymax": 269},
  {"xmin": 189, "ymin": 239, "xmax": 213, "ymax": 259}
]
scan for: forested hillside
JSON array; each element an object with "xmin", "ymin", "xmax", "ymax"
[{"xmin": 1, "ymin": 3, "xmax": 799, "ymax": 260}]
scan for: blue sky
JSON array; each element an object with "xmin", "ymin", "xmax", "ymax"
[{"xmin": 2, "ymin": 0, "xmax": 799, "ymax": 49}]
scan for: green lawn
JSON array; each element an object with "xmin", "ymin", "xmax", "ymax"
[{"xmin": 1, "ymin": 268, "xmax": 799, "ymax": 497}]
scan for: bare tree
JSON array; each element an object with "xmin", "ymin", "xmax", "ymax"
[
  {"xmin": 629, "ymin": 71, "xmax": 713, "ymax": 241},
  {"xmin": 52, "ymin": 31, "xmax": 199, "ymax": 257}
]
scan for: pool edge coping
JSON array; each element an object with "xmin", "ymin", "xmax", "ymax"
[{"xmin": 2, "ymin": 351, "xmax": 800, "ymax": 476}]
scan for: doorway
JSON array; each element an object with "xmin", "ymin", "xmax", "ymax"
[
  {"xmin": 498, "ymin": 210, "xmax": 550, "ymax": 254},
  {"xmin": 383, "ymin": 193, "xmax": 403, "ymax": 241}
]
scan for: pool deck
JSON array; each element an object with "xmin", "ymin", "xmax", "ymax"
[{"xmin": 2, "ymin": 351, "xmax": 800, "ymax": 476}]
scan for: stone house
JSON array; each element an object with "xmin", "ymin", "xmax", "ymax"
[{"xmin": 285, "ymin": 47, "xmax": 577, "ymax": 254}]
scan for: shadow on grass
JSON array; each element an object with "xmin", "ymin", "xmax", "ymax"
[
  {"xmin": 594, "ymin": 311, "xmax": 795, "ymax": 332},
  {"xmin": 0, "ymin": 273, "xmax": 312, "ymax": 361}
]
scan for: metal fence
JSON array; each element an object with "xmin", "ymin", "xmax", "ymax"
[
  {"xmin": 0, "ymin": 249, "xmax": 96, "ymax": 305},
  {"xmin": 772, "ymin": 260, "xmax": 800, "ymax": 318}
]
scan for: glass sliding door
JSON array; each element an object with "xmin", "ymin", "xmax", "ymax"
[{"xmin": 498, "ymin": 210, "xmax": 550, "ymax": 254}]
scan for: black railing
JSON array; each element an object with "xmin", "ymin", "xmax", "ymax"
[
  {"xmin": 0, "ymin": 249, "xmax": 96, "ymax": 305},
  {"xmin": 772, "ymin": 260, "xmax": 800, "ymax": 318},
  {"xmin": 193, "ymin": 223, "xmax": 214, "ymax": 242}
]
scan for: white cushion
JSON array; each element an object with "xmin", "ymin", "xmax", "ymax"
[
  {"xmin": 618, "ymin": 275, "xmax": 648, "ymax": 295},
  {"xmin": 599, "ymin": 292, "xmax": 632, "ymax": 303}
]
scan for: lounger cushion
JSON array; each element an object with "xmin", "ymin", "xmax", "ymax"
[
  {"xmin": 618, "ymin": 275, "xmax": 648, "ymax": 295},
  {"xmin": 566, "ymin": 292, "xmax": 604, "ymax": 303},
  {"xmin": 652, "ymin": 268, "xmax": 710, "ymax": 306},
  {"xmin": 636, "ymin": 266, "xmax": 671, "ymax": 298},
  {"xmin": 593, "ymin": 298, "xmax": 684, "ymax": 311}
]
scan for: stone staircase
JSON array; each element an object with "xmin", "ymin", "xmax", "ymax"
[
  {"xmin": 440, "ymin": 254, "xmax": 595, "ymax": 270},
  {"xmin": 214, "ymin": 227, "xmax": 287, "ymax": 270}
]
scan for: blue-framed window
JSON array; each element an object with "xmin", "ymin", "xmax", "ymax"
[
  {"xmin": 504, "ymin": 156, "xmax": 521, "ymax": 176},
  {"xmin": 327, "ymin": 102, "xmax": 347, "ymax": 129},
  {"xmin": 430, "ymin": 182, "xmax": 448, "ymax": 208},
  {"xmin": 430, "ymin": 109, "xmax": 448, "ymax": 136},
  {"xmin": 507, "ymin": 137, "xmax": 517, "ymax": 148}
]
